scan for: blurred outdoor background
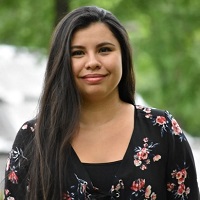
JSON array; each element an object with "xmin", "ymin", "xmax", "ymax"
[{"xmin": 0, "ymin": 0, "xmax": 200, "ymax": 195}]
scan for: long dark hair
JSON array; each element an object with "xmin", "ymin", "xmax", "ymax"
[{"xmin": 28, "ymin": 6, "xmax": 135, "ymax": 200}]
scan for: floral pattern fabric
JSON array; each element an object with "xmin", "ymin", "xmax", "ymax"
[{"xmin": 4, "ymin": 105, "xmax": 200, "ymax": 200}]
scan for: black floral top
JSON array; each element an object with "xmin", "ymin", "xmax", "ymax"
[{"xmin": 4, "ymin": 105, "xmax": 200, "ymax": 200}]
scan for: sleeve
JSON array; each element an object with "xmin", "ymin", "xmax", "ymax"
[
  {"xmin": 164, "ymin": 111, "xmax": 200, "ymax": 200},
  {"xmin": 4, "ymin": 120, "xmax": 35, "ymax": 200}
]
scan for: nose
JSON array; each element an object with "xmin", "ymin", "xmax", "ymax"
[{"xmin": 85, "ymin": 53, "xmax": 101, "ymax": 70}]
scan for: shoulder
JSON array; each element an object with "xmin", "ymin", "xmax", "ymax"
[
  {"xmin": 12, "ymin": 119, "xmax": 37, "ymax": 149},
  {"xmin": 135, "ymin": 105, "xmax": 185, "ymax": 140},
  {"xmin": 4, "ymin": 120, "xmax": 36, "ymax": 198},
  {"xmin": 135, "ymin": 105, "xmax": 166, "ymax": 117}
]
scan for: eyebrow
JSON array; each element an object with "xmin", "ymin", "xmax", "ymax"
[{"xmin": 71, "ymin": 42, "xmax": 115, "ymax": 49}]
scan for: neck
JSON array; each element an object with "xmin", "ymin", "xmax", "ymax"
[{"xmin": 80, "ymin": 94, "xmax": 125, "ymax": 128}]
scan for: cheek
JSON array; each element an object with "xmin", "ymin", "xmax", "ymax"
[
  {"xmin": 71, "ymin": 60, "xmax": 81, "ymax": 76},
  {"xmin": 110, "ymin": 55, "xmax": 122, "ymax": 75}
]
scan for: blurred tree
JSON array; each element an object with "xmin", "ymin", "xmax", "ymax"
[
  {"xmin": 0, "ymin": 0, "xmax": 54, "ymax": 50},
  {"xmin": 54, "ymin": 0, "xmax": 69, "ymax": 25},
  {"xmin": 128, "ymin": 0, "xmax": 200, "ymax": 136},
  {"xmin": 0, "ymin": 0, "xmax": 200, "ymax": 136}
]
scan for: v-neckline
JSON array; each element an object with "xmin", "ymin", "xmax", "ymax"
[{"xmin": 69, "ymin": 106, "xmax": 138, "ymax": 190}]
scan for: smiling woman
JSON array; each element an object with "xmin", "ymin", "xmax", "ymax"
[{"xmin": 3, "ymin": 6, "xmax": 199, "ymax": 200}]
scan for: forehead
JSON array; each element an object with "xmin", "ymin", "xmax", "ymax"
[{"xmin": 71, "ymin": 22, "xmax": 118, "ymax": 44}]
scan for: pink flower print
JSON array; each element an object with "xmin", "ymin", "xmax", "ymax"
[
  {"xmin": 5, "ymin": 189, "xmax": 10, "ymax": 195},
  {"xmin": 21, "ymin": 124, "xmax": 28, "ymax": 130},
  {"xmin": 156, "ymin": 116, "xmax": 167, "ymax": 125},
  {"xmin": 136, "ymin": 105, "xmax": 144, "ymax": 110},
  {"xmin": 134, "ymin": 159, "xmax": 142, "ymax": 167},
  {"xmin": 144, "ymin": 107, "xmax": 152, "ymax": 113},
  {"xmin": 141, "ymin": 164, "xmax": 147, "ymax": 170},
  {"xmin": 30, "ymin": 126, "xmax": 35, "ymax": 132},
  {"xmin": 114, "ymin": 179, "xmax": 124, "ymax": 191},
  {"xmin": 185, "ymin": 187, "xmax": 190, "ymax": 195},
  {"xmin": 145, "ymin": 113, "xmax": 152, "ymax": 118},
  {"xmin": 144, "ymin": 143, "xmax": 148, "ymax": 148},
  {"xmin": 145, "ymin": 159, "xmax": 150, "ymax": 164},
  {"xmin": 130, "ymin": 179, "xmax": 157, "ymax": 199},
  {"xmin": 145, "ymin": 185, "xmax": 152, "ymax": 198},
  {"xmin": 171, "ymin": 170, "xmax": 177, "ymax": 178},
  {"xmin": 153, "ymin": 155, "xmax": 161, "ymax": 162},
  {"xmin": 130, "ymin": 179, "xmax": 145, "ymax": 191},
  {"xmin": 8, "ymin": 170, "xmax": 18, "ymax": 184},
  {"xmin": 143, "ymin": 137, "xmax": 149, "ymax": 143},
  {"xmin": 167, "ymin": 183, "xmax": 176, "ymax": 191},
  {"xmin": 171, "ymin": 118, "xmax": 182, "ymax": 135},
  {"xmin": 151, "ymin": 192, "xmax": 157, "ymax": 200}
]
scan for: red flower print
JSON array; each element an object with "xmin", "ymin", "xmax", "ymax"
[
  {"xmin": 156, "ymin": 116, "xmax": 166, "ymax": 125},
  {"xmin": 63, "ymin": 193, "xmax": 72, "ymax": 200},
  {"xmin": 130, "ymin": 178, "xmax": 157, "ymax": 199},
  {"xmin": 133, "ymin": 138, "xmax": 161, "ymax": 170},
  {"xmin": 137, "ymin": 148, "xmax": 149, "ymax": 160},
  {"xmin": 168, "ymin": 167, "xmax": 190, "ymax": 198},
  {"xmin": 171, "ymin": 119, "xmax": 182, "ymax": 135},
  {"xmin": 130, "ymin": 179, "xmax": 145, "ymax": 191},
  {"xmin": 174, "ymin": 168, "xmax": 187, "ymax": 184},
  {"xmin": 8, "ymin": 171, "xmax": 18, "ymax": 184},
  {"xmin": 167, "ymin": 183, "xmax": 175, "ymax": 191},
  {"xmin": 177, "ymin": 183, "xmax": 186, "ymax": 195}
]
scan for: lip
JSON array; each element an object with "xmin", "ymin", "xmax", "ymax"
[{"xmin": 81, "ymin": 74, "xmax": 108, "ymax": 84}]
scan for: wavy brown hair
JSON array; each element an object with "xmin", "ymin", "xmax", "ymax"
[{"xmin": 27, "ymin": 6, "xmax": 135, "ymax": 200}]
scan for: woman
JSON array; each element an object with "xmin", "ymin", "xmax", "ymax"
[{"xmin": 4, "ymin": 6, "xmax": 199, "ymax": 200}]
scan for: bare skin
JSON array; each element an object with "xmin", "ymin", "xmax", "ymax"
[{"xmin": 72, "ymin": 100, "xmax": 135, "ymax": 163}]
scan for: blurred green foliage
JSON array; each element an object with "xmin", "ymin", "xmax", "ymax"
[{"xmin": 0, "ymin": 0, "xmax": 200, "ymax": 136}]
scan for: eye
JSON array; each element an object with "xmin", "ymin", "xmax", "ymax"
[
  {"xmin": 99, "ymin": 47, "xmax": 112, "ymax": 53},
  {"xmin": 71, "ymin": 50, "xmax": 84, "ymax": 57}
]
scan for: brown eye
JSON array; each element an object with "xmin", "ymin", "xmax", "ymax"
[
  {"xmin": 99, "ymin": 47, "xmax": 112, "ymax": 53},
  {"xmin": 71, "ymin": 50, "xmax": 84, "ymax": 57}
]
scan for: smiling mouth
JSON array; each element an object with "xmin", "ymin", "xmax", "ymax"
[{"xmin": 81, "ymin": 74, "xmax": 108, "ymax": 84}]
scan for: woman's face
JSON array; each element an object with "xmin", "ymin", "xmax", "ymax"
[{"xmin": 71, "ymin": 22, "xmax": 122, "ymax": 102}]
